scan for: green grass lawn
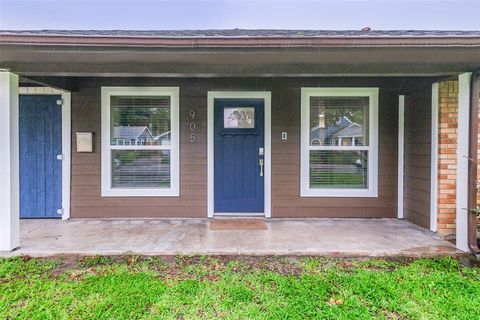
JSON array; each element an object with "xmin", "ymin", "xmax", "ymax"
[{"xmin": 1, "ymin": 256, "xmax": 479, "ymax": 319}]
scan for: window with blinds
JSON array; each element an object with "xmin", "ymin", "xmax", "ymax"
[
  {"xmin": 301, "ymin": 88, "xmax": 379, "ymax": 197},
  {"xmin": 309, "ymin": 97, "xmax": 369, "ymax": 147},
  {"xmin": 101, "ymin": 87, "xmax": 179, "ymax": 197}
]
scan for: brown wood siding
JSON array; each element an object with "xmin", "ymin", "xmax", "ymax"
[
  {"xmin": 71, "ymin": 79, "xmax": 208, "ymax": 218},
  {"xmin": 403, "ymin": 88, "xmax": 432, "ymax": 228},
  {"xmin": 271, "ymin": 85, "xmax": 398, "ymax": 218},
  {"xmin": 62, "ymin": 77, "xmax": 432, "ymax": 219}
]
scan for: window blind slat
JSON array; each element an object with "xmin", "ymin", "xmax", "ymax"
[
  {"xmin": 309, "ymin": 150, "xmax": 368, "ymax": 189},
  {"xmin": 111, "ymin": 150, "xmax": 171, "ymax": 189}
]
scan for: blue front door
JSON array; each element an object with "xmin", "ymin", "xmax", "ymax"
[
  {"xmin": 214, "ymin": 98, "xmax": 264, "ymax": 213},
  {"xmin": 19, "ymin": 95, "xmax": 63, "ymax": 218}
]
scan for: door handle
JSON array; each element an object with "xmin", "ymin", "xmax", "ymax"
[{"xmin": 259, "ymin": 159, "xmax": 264, "ymax": 177}]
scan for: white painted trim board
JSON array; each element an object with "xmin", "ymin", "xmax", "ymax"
[
  {"xmin": 0, "ymin": 72, "xmax": 20, "ymax": 251},
  {"xmin": 430, "ymin": 84, "xmax": 439, "ymax": 231},
  {"xmin": 456, "ymin": 73, "xmax": 471, "ymax": 252},
  {"xmin": 398, "ymin": 95, "xmax": 405, "ymax": 219}
]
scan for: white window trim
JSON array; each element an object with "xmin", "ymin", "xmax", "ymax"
[
  {"xmin": 101, "ymin": 86, "xmax": 179, "ymax": 197},
  {"xmin": 300, "ymin": 87, "xmax": 379, "ymax": 197}
]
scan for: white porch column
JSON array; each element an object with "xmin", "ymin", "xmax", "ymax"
[
  {"xmin": 0, "ymin": 71, "xmax": 19, "ymax": 251},
  {"xmin": 456, "ymin": 72, "xmax": 471, "ymax": 252}
]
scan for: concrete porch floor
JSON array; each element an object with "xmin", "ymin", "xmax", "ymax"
[{"xmin": 1, "ymin": 218, "xmax": 459, "ymax": 257}]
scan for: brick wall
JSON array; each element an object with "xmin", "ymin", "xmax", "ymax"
[{"xmin": 437, "ymin": 80, "xmax": 458, "ymax": 236}]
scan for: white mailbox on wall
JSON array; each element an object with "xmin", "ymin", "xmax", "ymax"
[{"xmin": 76, "ymin": 132, "xmax": 93, "ymax": 152}]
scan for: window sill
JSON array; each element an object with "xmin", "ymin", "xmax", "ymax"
[
  {"xmin": 101, "ymin": 188, "xmax": 179, "ymax": 197},
  {"xmin": 300, "ymin": 188, "xmax": 378, "ymax": 198}
]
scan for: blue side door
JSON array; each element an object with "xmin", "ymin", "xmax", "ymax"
[
  {"xmin": 214, "ymin": 98, "xmax": 264, "ymax": 213},
  {"xmin": 19, "ymin": 95, "xmax": 62, "ymax": 218}
]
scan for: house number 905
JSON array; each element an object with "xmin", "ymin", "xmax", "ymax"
[{"xmin": 189, "ymin": 110, "xmax": 197, "ymax": 143}]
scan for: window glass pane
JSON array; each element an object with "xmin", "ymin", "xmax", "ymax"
[
  {"xmin": 111, "ymin": 150, "xmax": 170, "ymax": 188},
  {"xmin": 310, "ymin": 150, "xmax": 368, "ymax": 188},
  {"xmin": 110, "ymin": 96, "xmax": 171, "ymax": 146},
  {"xmin": 224, "ymin": 107, "xmax": 255, "ymax": 128},
  {"xmin": 340, "ymin": 138, "xmax": 353, "ymax": 146},
  {"xmin": 309, "ymin": 97, "xmax": 369, "ymax": 146}
]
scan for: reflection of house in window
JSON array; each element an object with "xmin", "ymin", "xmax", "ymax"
[
  {"xmin": 153, "ymin": 131, "xmax": 171, "ymax": 145},
  {"xmin": 113, "ymin": 126, "xmax": 154, "ymax": 146},
  {"xmin": 332, "ymin": 122, "xmax": 363, "ymax": 146},
  {"xmin": 310, "ymin": 116, "xmax": 363, "ymax": 146}
]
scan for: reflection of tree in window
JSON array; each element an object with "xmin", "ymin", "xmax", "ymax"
[
  {"xmin": 308, "ymin": 96, "xmax": 370, "ymax": 189},
  {"xmin": 309, "ymin": 97, "xmax": 368, "ymax": 147},
  {"xmin": 111, "ymin": 96, "xmax": 171, "ymax": 146}
]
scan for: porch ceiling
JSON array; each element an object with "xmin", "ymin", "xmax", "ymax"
[{"xmin": 1, "ymin": 29, "xmax": 480, "ymax": 76}]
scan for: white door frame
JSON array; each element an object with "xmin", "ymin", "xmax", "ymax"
[
  {"xmin": 18, "ymin": 87, "xmax": 71, "ymax": 220},
  {"xmin": 207, "ymin": 91, "xmax": 271, "ymax": 218}
]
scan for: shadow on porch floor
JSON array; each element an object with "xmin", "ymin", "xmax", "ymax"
[{"xmin": 2, "ymin": 218, "xmax": 460, "ymax": 257}]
